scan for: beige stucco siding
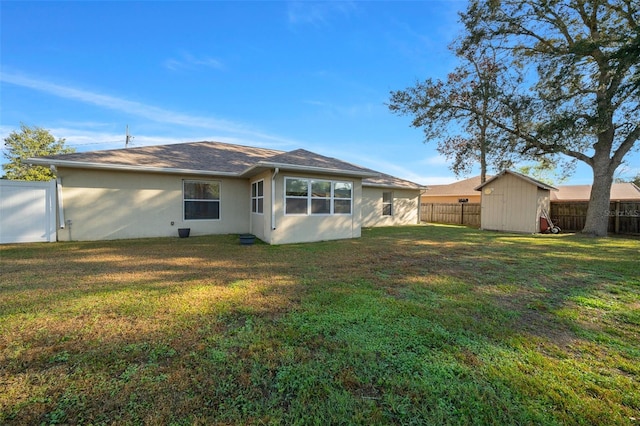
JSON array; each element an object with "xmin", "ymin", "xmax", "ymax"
[
  {"xmin": 249, "ymin": 170, "xmax": 273, "ymax": 242},
  {"xmin": 362, "ymin": 187, "xmax": 420, "ymax": 227},
  {"xmin": 56, "ymin": 168, "xmax": 250, "ymax": 241},
  {"xmin": 480, "ymin": 173, "xmax": 550, "ymax": 233},
  {"xmin": 268, "ymin": 172, "xmax": 362, "ymax": 245}
]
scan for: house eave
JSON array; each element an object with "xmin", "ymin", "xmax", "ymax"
[
  {"xmin": 27, "ymin": 158, "xmax": 238, "ymax": 177},
  {"xmin": 364, "ymin": 183, "xmax": 426, "ymax": 190},
  {"xmin": 241, "ymin": 162, "xmax": 380, "ymax": 178}
]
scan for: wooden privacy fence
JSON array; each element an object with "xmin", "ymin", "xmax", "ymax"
[
  {"xmin": 421, "ymin": 203, "xmax": 481, "ymax": 227},
  {"xmin": 551, "ymin": 201, "xmax": 640, "ymax": 235},
  {"xmin": 422, "ymin": 201, "xmax": 639, "ymax": 235}
]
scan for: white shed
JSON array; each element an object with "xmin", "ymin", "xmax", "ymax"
[{"xmin": 475, "ymin": 170, "xmax": 557, "ymax": 234}]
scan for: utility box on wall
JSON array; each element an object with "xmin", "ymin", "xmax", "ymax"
[{"xmin": 475, "ymin": 170, "xmax": 557, "ymax": 234}]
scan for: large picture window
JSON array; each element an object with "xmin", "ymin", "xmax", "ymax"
[
  {"xmin": 183, "ymin": 180, "xmax": 220, "ymax": 220},
  {"xmin": 285, "ymin": 178, "xmax": 352, "ymax": 215},
  {"xmin": 251, "ymin": 180, "xmax": 264, "ymax": 214}
]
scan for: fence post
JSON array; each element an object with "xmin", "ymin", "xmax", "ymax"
[
  {"xmin": 460, "ymin": 203, "xmax": 464, "ymax": 225},
  {"xmin": 615, "ymin": 201, "xmax": 620, "ymax": 234}
]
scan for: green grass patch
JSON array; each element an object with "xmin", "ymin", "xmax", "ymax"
[{"xmin": 1, "ymin": 226, "xmax": 639, "ymax": 424}]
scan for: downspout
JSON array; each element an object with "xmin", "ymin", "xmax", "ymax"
[
  {"xmin": 249, "ymin": 180, "xmax": 253, "ymax": 234},
  {"xmin": 271, "ymin": 167, "xmax": 279, "ymax": 230},
  {"xmin": 51, "ymin": 166, "xmax": 65, "ymax": 229}
]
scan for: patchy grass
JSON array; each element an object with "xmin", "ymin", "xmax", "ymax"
[{"xmin": 1, "ymin": 226, "xmax": 639, "ymax": 425}]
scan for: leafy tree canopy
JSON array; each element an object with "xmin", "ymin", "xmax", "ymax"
[
  {"xmin": 2, "ymin": 124, "xmax": 74, "ymax": 181},
  {"xmin": 459, "ymin": 0, "xmax": 639, "ymax": 236},
  {"xmin": 389, "ymin": 46, "xmax": 524, "ymax": 184}
]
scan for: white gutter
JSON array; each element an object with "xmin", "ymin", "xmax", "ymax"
[
  {"xmin": 56, "ymin": 177, "xmax": 65, "ymax": 229},
  {"xmin": 50, "ymin": 166, "xmax": 65, "ymax": 229},
  {"xmin": 271, "ymin": 167, "xmax": 279, "ymax": 230}
]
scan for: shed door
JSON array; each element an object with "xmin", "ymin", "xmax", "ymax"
[{"xmin": 482, "ymin": 193, "xmax": 506, "ymax": 231}]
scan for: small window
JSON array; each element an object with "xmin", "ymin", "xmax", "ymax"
[
  {"xmin": 184, "ymin": 180, "xmax": 220, "ymax": 220},
  {"xmin": 251, "ymin": 180, "xmax": 264, "ymax": 214},
  {"xmin": 382, "ymin": 191, "xmax": 393, "ymax": 216}
]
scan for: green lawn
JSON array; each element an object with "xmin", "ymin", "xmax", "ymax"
[{"xmin": 1, "ymin": 225, "xmax": 639, "ymax": 425}]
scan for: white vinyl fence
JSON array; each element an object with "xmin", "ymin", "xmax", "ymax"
[{"xmin": 0, "ymin": 180, "xmax": 57, "ymax": 243}]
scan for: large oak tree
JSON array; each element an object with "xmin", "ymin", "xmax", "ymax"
[{"xmin": 459, "ymin": 0, "xmax": 640, "ymax": 236}]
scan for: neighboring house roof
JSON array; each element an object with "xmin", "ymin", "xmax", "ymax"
[
  {"xmin": 421, "ymin": 172, "xmax": 640, "ymax": 201},
  {"xmin": 29, "ymin": 141, "xmax": 423, "ymax": 190},
  {"xmin": 475, "ymin": 170, "xmax": 557, "ymax": 191},
  {"xmin": 552, "ymin": 183, "xmax": 640, "ymax": 202},
  {"xmin": 422, "ymin": 175, "xmax": 490, "ymax": 197}
]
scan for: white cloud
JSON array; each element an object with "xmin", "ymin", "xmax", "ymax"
[
  {"xmin": 0, "ymin": 71, "xmax": 298, "ymax": 148},
  {"xmin": 423, "ymin": 176, "xmax": 459, "ymax": 185},
  {"xmin": 303, "ymin": 99, "xmax": 374, "ymax": 118},
  {"xmin": 420, "ymin": 155, "xmax": 449, "ymax": 166},
  {"xmin": 287, "ymin": 1, "xmax": 355, "ymax": 26},
  {"xmin": 164, "ymin": 52, "xmax": 225, "ymax": 72},
  {"xmin": 333, "ymin": 151, "xmax": 431, "ymax": 186}
]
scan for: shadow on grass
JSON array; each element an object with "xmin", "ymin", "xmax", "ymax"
[{"xmin": 1, "ymin": 226, "xmax": 639, "ymax": 424}]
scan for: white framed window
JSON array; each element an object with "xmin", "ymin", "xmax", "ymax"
[
  {"xmin": 285, "ymin": 177, "xmax": 352, "ymax": 216},
  {"xmin": 251, "ymin": 180, "xmax": 264, "ymax": 214},
  {"xmin": 334, "ymin": 182, "xmax": 352, "ymax": 214},
  {"xmin": 311, "ymin": 180, "xmax": 332, "ymax": 214},
  {"xmin": 382, "ymin": 191, "xmax": 393, "ymax": 216},
  {"xmin": 183, "ymin": 180, "xmax": 220, "ymax": 220},
  {"xmin": 285, "ymin": 178, "xmax": 309, "ymax": 215}
]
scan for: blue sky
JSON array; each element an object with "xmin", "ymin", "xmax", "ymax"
[{"xmin": 1, "ymin": 1, "xmax": 637, "ymax": 185}]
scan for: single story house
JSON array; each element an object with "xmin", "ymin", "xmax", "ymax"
[
  {"xmin": 420, "ymin": 175, "xmax": 487, "ymax": 204},
  {"xmin": 475, "ymin": 170, "xmax": 556, "ymax": 234},
  {"xmin": 29, "ymin": 141, "xmax": 424, "ymax": 244}
]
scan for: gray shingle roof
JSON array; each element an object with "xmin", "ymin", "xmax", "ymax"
[
  {"xmin": 259, "ymin": 149, "xmax": 373, "ymax": 174},
  {"xmin": 33, "ymin": 141, "xmax": 284, "ymax": 174},
  {"xmin": 29, "ymin": 141, "xmax": 422, "ymax": 189},
  {"xmin": 30, "ymin": 141, "xmax": 424, "ymax": 189}
]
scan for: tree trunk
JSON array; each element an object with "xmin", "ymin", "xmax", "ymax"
[
  {"xmin": 582, "ymin": 166, "xmax": 613, "ymax": 237},
  {"xmin": 480, "ymin": 120, "xmax": 488, "ymax": 184}
]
